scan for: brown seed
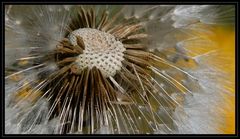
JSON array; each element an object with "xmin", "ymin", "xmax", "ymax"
[
  {"xmin": 76, "ymin": 36, "xmax": 85, "ymax": 50},
  {"xmin": 71, "ymin": 64, "xmax": 81, "ymax": 75}
]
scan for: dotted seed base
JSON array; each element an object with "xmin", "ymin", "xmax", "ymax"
[{"xmin": 68, "ymin": 28, "xmax": 126, "ymax": 77}]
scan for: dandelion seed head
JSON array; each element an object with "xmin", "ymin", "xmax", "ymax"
[
  {"xmin": 69, "ymin": 28, "xmax": 125, "ymax": 77},
  {"xmin": 5, "ymin": 5, "xmax": 235, "ymax": 134}
]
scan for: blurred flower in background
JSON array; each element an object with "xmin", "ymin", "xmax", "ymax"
[
  {"xmin": 4, "ymin": 5, "xmax": 235, "ymax": 134},
  {"xmin": 213, "ymin": 25, "xmax": 235, "ymax": 134}
]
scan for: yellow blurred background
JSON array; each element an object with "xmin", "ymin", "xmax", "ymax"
[{"xmin": 213, "ymin": 25, "xmax": 235, "ymax": 134}]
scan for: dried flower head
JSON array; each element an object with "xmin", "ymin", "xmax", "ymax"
[{"xmin": 5, "ymin": 5, "xmax": 235, "ymax": 134}]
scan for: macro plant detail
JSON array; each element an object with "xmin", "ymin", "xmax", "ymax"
[{"xmin": 4, "ymin": 5, "xmax": 235, "ymax": 134}]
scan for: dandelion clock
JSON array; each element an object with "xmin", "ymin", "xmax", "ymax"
[{"xmin": 4, "ymin": 5, "xmax": 236, "ymax": 134}]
